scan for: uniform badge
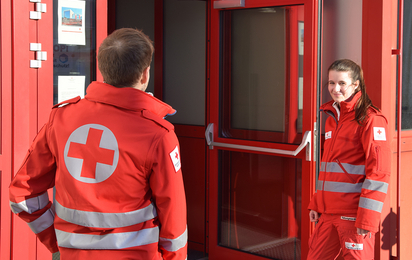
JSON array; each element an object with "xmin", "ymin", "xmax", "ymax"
[
  {"xmin": 170, "ymin": 146, "xmax": 181, "ymax": 172},
  {"xmin": 373, "ymin": 127, "xmax": 386, "ymax": 141},
  {"xmin": 325, "ymin": 131, "xmax": 332, "ymax": 140},
  {"xmin": 345, "ymin": 242, "xmax": 363, "ymax": 250},
  {"xmin": 341, "ymin": 216, "xmax": 356, "ymax": 221}
]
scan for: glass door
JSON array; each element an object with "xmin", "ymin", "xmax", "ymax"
[
  {"xmin": 52, "ymin": 0, "xmax": 97, "ymax": 105},
  {"xmin": 207, "ymin": 1, "xmax": 319, "ymax": 259}
]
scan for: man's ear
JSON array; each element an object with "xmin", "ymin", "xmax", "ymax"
[{"xmin": 141, "ymin": 66, "xmax": 150, "ymax": 85}]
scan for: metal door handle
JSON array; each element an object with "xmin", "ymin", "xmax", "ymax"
[{"xmin": 205, "ymin": 123, "xmax": 311, "ymax": 161}]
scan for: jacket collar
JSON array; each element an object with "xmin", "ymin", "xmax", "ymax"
[
  {"xmin": 84, "ymin": 81, "xmax": 176, "ymax": 118},
  {"xmin": 320, "ymin": 91, "xmax": 361, "ymax": 118}
]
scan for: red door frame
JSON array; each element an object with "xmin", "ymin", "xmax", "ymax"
[
  {"xmin": 207, "ymin": 0, "xmax": 319, "ymax": 259},
  {"xmin": 0, "ymin": 1, "xmax": 107, "ymax": 259},
  {"xmin": 0, "ymin": 1, "xmax": 13, "ymax": 259},
  {"xmin": 361, "ymin": 0, "xmax": 399, "ymax": 259}
]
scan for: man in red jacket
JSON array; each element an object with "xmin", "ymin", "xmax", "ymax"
[{"xmin": 9, "ymin": 28, "xmax": 187, "ymax": 260}]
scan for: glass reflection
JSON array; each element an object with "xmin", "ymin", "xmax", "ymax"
[
  {"xmin": 219, "ymin": 151, "xmax": 302, "ymax": 259},
  {"xmin": 220, "ymin": 6, "xmax": 304, "ymax": 144}
]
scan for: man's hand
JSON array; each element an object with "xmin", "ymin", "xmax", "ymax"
[{"xmin": 309, "ymin": 210, "xmax": 319, "ymax": 223}]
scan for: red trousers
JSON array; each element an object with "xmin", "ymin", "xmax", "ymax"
[{"xmin": 307, "ymin": 214, "xmax": 375, "ymax": 260}]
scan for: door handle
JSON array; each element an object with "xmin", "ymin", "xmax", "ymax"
[{"xmin": 205, "ymin": 123, "xmax": 311, "ymax": 161}]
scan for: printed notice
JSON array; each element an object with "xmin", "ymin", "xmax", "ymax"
[
  {"xmin": 58, "ymin": 0, "xmax": 86, "ymax": 45},
  {"xmin": 58, "ymin": 75, "xmax": 85, "ymax": 103}
]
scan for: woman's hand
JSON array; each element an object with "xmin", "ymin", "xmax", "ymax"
[
  {"xmin": 309, "ymin": 210, "xmax": 319, "ymax": 223},
  {"xmin": 357, "ymin": 228, "xmax": 370, "ymax": 236}
]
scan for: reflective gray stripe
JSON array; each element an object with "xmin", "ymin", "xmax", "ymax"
[
  {"xmin": 28, "ymin": 208, "xmax": 55, "ymax": 234},
  {"xmin": 323, "ymin": 181, "xmax": 363, "ymax": 193},
  {"xmin": 320, "ymin": 162, "xmax": 327, "ymax": 171},
  {"xmin": 10, "ymin": 192, "xmax": 49, "ymax": 214},
  {"xmin": 339, "ymin": 163, "xmax": 365, "ymax": 175},
  {"xmin": 359, "ymin": 197, "xmax": 384, "ymax": 213},
  {"xmin": 317, "ymin": 180, "xmax": 362, "ymax": 193},
  {"xmin": 159, "ymin": 227, "xmax": 188, "ymax": 252},
  {"xmin": 56, "ymin": 226, "xmax": 159, "ymax": 249},
  {"xmin": 55, "ymin": 201, "xmax": 157, "ymax": 228},
  {"xmin": 363, "ymin": 179, "xmax": 388, "ymax": 194},
  {"xmin": 320, "ymin": 162, "xmax": 365, "ymax": 175},
  {"xmin": 317, "ymin": 180, "xmax": 324, "ymax": 191}
]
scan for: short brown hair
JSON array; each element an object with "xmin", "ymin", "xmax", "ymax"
[{"xmin": 98, "ymin": 28, "xmax": 154, "ymax": 88}]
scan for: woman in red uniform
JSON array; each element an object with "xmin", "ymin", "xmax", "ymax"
[{"xmin": 307, "ymin": 59, "xmax": 391, "ymax": 259}]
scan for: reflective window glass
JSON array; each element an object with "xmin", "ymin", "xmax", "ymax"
[
  {"xmin": 402, "ymin": 0, "xmax": 412, "ymax": 129},
  {"xmin": 53, "ymin": 0, "xmax": 96, "ymax": 105},
  {"xmin": 220, "ymin": 6, "xmax": 304, "ymax": 144},
  {"xmin": 219, "ymin": 151, "xmax": 302, "ymax": 259}
]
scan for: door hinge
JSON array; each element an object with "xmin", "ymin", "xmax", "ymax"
[
  {"xmin": 30, "ymin": 0, "xmax": 47, "ymax": 20},
  {"xmin": 30, "ymin": 43, "xmax": 47, "ymax": 68}
]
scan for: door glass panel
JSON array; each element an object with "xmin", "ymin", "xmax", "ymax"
[
  {"xmin": 220, "ymin": 6, "xmax": 304, "ymax": 144},
  {"xmin": 402, "ymin": 0, "xmax": 412, "ymax": 129},
  {"xmin": 219, "ymin": 151, "xmax": 302, "ymax": 259},
  {"xmin": 115, "ymin": 0, "xmax": 155, "ymax": 93},
  {"xmin": 163, "ymin": 0, "xmax": 206, "ymax": 125},
  {"xmin": 53, "ymin": 0, "xmax": 96, "ymax": 105}
]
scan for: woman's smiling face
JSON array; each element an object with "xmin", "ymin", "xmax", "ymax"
[{"xmin": 328, "ymin": 70, "xmax": 359, "ymax": 105}]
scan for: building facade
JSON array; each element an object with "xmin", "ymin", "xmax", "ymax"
[{"xmin": 0, "ymin": 0, "xmax": 409, "ymax": 259}]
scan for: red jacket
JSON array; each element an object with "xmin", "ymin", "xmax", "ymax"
[
  {"xmin": 308, "ymin": 92, "xmax": 391, "ymax": 233},
  {"xmin": 9, "ymin": 82, "xmax": 187, "ymax": 260}
]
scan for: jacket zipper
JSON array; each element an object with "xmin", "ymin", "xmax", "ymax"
[
  {"xmin": 322, "ymin": 111, "xmax": 342, "ymax": 213},
  {"xmin": 375, "ymin": 146, "xmax": 380, "ymax": 172},
  {"xmin": 335, "ymin": 158, "xmax": 357, "ymax": 183}
]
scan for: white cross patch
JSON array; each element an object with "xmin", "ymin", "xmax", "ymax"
[
  {"xmin": 373, "ymin": 127, "xmax": 386, "ymax": 141},
  {"xmin": 345, "ymin": 242, "xmax": 363, "ymax": 250},
  {"xmin": 325, "ymin": 131, "xmax": 332, "ymax": 140},
  {"xmin": 169, "ymin": 146, "xmax": 181, "ymax": 172},
  {"xmin": 64, "ymin": 124, "xmax": 119, "ymax": 184}
]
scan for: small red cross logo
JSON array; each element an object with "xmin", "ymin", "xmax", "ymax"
[
  {"xmin": 377, "ymin": 129, "xmax": 382, "ymax": 135},
  {"xmin": 175, "ymin": 152, "xmax": 179, "ymax": 160},
  {"xmin": 352, "ymin": 243, "xmax": 356, "ymax": 248},
  {"xmin": 67, "ymin": 128, "xmax": 115, "ymax": 179}
]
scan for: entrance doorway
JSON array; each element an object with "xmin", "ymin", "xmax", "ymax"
[{"xmin": 207, "ymin": 1, "xmax": 319, "ymax": 259}]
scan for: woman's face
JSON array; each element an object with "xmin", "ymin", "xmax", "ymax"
[{"xmin": 328, "ymin": 70, "xmax": 359, "ymax": 105}]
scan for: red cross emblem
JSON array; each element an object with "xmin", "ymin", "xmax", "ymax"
[
  {"xmin": 64, "ymin": 124, "xmax": 119, "ymax": 184},
  {"xmin": 67, "ymin": 128, "xmax": 115, "ymax": 179}
]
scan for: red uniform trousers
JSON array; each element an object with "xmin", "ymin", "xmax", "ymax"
[{"xmin": 307, "ymin": 214, "xmax": 375, "ymax": 260}]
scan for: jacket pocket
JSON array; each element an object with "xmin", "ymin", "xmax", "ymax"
[
  {"xmin": 335, "ymin": 158, "xmax": 357, "ymax": 183},
  {"xmin": 372, "ymin": 144, "xmax": 391, "ymax": 175}
]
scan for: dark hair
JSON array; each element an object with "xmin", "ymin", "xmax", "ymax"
[
  {"xmin": 97, "ymin": 28, "xmax": 154, "ymax": 88},
  {"xmin": 328, "ymin": 59, "xmax": 380, "ymax": 125}
]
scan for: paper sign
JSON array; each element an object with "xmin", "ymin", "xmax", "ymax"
[
  {"xmin": 58, "ymin": 75, "xmax": 85, "ymax": 103},
  {"xmin": 58, "ymin": 0, "xmax": 86, "ymax": 45}
]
